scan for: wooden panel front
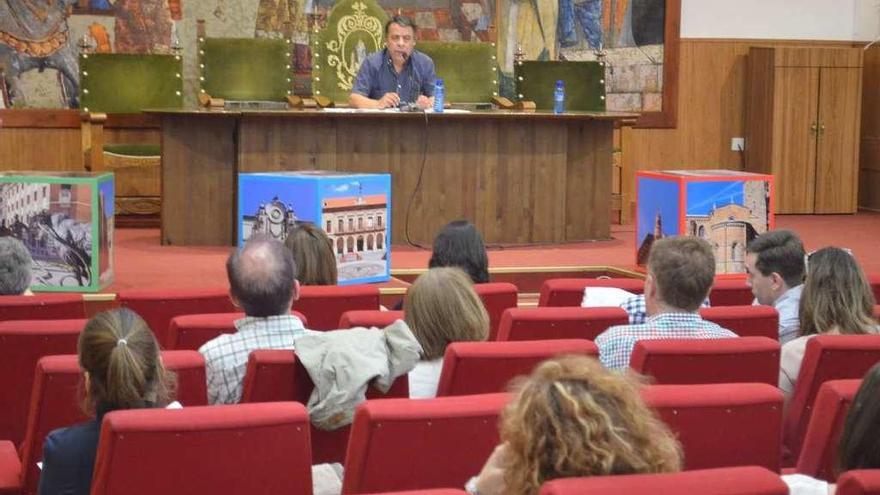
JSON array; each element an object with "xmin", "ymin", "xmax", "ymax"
[
  {"xmin": 860, "ymin": 46, "xmax": 880, "ymax": 210},
  {"xmin": 772, "ymin": 67, "xmax": 819, "ymax": 213},
  {"xmin": 815, "ymin": 67, "xmax": 862, "ymax": 213}
]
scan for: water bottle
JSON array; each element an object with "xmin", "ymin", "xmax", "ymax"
[
  {"xmin": 554, "ymin": 80, "xmax": 565, "ymax": 114},
  {"xmin": 433, "ymin": 78, "xmax": 445, "ymax": 113}
]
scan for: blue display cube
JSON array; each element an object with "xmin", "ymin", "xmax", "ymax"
[
  {"xmin": 636, "ymin": 170, "xmax": 774, "ymax": 276},
  {"xmin": 237, "ymin": 171, "xmax": 391, "ymax": 285}
]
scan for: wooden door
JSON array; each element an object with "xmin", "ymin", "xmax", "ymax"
[
  {"xmin": 772, "ymin": 67, "xmax": 819, "ymax": 213},
  {"xmin": 815, "ymin": 67, "xmax": 862, "ymax": 213}
]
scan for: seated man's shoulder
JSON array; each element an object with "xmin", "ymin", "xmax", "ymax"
[
  {"xmin": 198, "ymin": 332, "xmax": 236, "ymax": 358},
  {"xmin": 596, "ymin": 323, "xmax": 641, "ymax": 343},
  {"xmin": 44, "ymin": 420, "xmax": 99, "ymax": 462}
]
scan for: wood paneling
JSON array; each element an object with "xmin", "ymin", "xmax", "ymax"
[
  {"xmin": 771, "ymin": 67, "xmax": 819, "ymax": 213},
  {"xmin": 0, "ymin": 128, "xmax": 83, "ymax": 171},
  {"xmin": 815, "ymin": 67, "xmax": 861, "ymax": 213},
  {"xmin": 860, "ymin": 46, "xmax": 880, "ymax": 210}
]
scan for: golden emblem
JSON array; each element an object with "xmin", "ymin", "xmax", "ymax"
[{"xmin": 324, "ymin": 1, "xmax": 383, "ymax": 91}]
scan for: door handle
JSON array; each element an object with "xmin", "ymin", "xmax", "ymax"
[
  {"xmin": 810, "ymin": 123, "xmax": 818, "ymax": 135},
  {"xmin": 819, "ymin": 124, "xmax": 826, "ymax": 134}
]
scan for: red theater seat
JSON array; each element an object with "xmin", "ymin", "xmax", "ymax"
[
  {"xmin": 709, "ymin": 278, "xmax": 754, "ymax": 306},
  {"xmin": 167, "ymin": 311, "xmax": 307, "ymax": 350},
  {"xmin": 539, "ymin": 466, "xmax": 787, "ymax": 495},
  {"xmin": 364, "ymin": 491, "xmax": 468, "ymax": 495},
  {"xmin": 0, "ymin": 318, "xmax": 84, "ymax": 446},
  {"xmin": 869, "ymin": 274, "xmax": 880, "ymax": 303},
  {"xmin": 117, "ymin": 288, "xmax": 236, "ymax": 348},
  {"xmin": 241, "ymin": 349, "xmax": 408, "ymax": 464},
  {"xmin": 838, "ymin": 470, "xmax": 880, "ymax": 495},
  {"xmin": 700, "ymin": 305, "xmax": 779, "ymax": 340},
  {"xmin": 91, "ymin": 403, "xmax": 312, "ymax": 495},
  {"xmin": 642, "ymin": 383, "xmax": 783, "ymax": 471},
  {"xmin": 630, "ymin": 337, "xmax": 780, "ymax": 386},
  {"xmin": 538, "ymin": 278, "xmax": 644, "ymax": 307},
  {"xmin": 495, "ymin": 307, "xmax": 628, "ymax": 341},
  {"xmin": 473, "ymin": 283, "xmax": 518, "ymax": 341},
  {"xmin": 796, "ymin": 379, "xmax": 860, "ymax": 482},
  {"xmin": 296, "ymin": 285, "xmax": 380, "ymax": 330},
  {"xmin": 342, "ymin": 394, "xmax": 508, "ymax": 494},
  {"xmin": 339, "ymin": 310, "xmax": 404, "ymax": 329},
  {"xmin": 784, "ymin": 335, "xmax": 880, "ymax": 462},
  {"xmin": 435, "ymin": 340, "xmax": 598, "ymax": 397},
  {"xmin": 0, "ymin": 294, "xmax": 84, "ymax": 321}
]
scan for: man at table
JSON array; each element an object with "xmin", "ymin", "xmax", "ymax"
[{"xmin": 349, "ymin": 15, "xmax": 436, "ymax": 110}]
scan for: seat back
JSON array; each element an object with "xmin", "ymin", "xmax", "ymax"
[
  {"xmin": 0, "ymin": 319, "xmax": 84, "ymax": 446},
  {"xmin": 79, "ymin": 53, "xmax": 183, "ymax": 113},
  {"xmin": 796, "ymin": 379, "xmax": 861, "ymax": 481},
  {"xmin": 339, "ymin": 310, "xmax": 404, "ymax": 329},
  {"xmin": 199, "ymin": 33, "xmax": 292, "ymax": 102},
  {"xmin": 296, "ymin": 285, "xmax": 381, "ymax": 330},
  {"xmin": 538, "ymin": 278, "xmax": 644, "ymax": 307},
  {"xmin": 435, "ymin": 339, "xmax": 598, "ymax": 396},
  {"xmin": 19, "ymin": 351, "xmax": 207, "ymax": 494},
  {"xmin": 709, "ymin": 278, "xmax": 755, "ymax": 306},
  {"xmin": 869, "ymin": 274, "xmax": 880, "ymax": 303},
  {"xmin": 342, "ymin": 393, "xmax": 508, "ymax": 494},
  {"xmin": 784, "ymin": 335, "xmax": 880, "ymax": 459},
  {"xmin": 241, "ymin": 349, "xmax": 409, "ymax": 464},
  {"xmin": 312, "ymin": 0, "xmax": 389, "ymax": 104},
  {"xmin": 473, "ymin": 282, "xmax": 518, "ymax": 341},
  {"xmin": 515, "ymin": 61, "xmax": 606, "ymax": 111},
  {"xmin": 630, "ymin": 337, "xmax": 780, "ymax": 386},
  {"xmin": 91, "ymin": 402, "xmax": 312, "ymax": 495},
  {"xmin": 416, "ymin": 41, "xmax": 498, "ymax": 104},
  {"xmin": 168, "ymin": 311, "xmax": 308, "ymax": 350},
  {"xmin": 699, "ymin": 305, "xmax": 779, "ymax": 340},
  {"xmin": 0, "ymin": 294, "xmax": 85, "ymax": 321},
  {"xmin": 496, "ymin": 307, "xmax": 629, "ymax": 341},
  {"xmin": 539, "ymin": 466, "xmax": 788, "ymax": 495},
  {"xmin": 117, "ymin": 288, "xmax": 236, "ymax": 348},
  {"xmin": 838, "ymin": 470, "xmax": 880, "ymax": 495},
  {"xmin": 642, "ymin": 383, "xmax": 783, "ymax": 471}
]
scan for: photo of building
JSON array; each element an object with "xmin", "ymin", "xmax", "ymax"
[{"xmin": 322, "ymin": 188, "xmax": 388, "ymax": 281}]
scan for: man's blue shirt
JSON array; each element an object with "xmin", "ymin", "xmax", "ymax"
[{"xmin": 351, "ymin": 48, "xmax": 436, "ymax": 103}]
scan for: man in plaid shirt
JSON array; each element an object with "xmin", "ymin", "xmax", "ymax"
[
  {"xmin": 596, "ymin": 236, "xmax": 737, "ymax": 370},
  {"xmin": 199, "ymin": 235, "xmax": 310, "ymax": 404}
]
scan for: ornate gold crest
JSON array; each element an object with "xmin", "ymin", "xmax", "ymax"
[{"xmin": 324, "ymin": 1, "xmax": 383, "ymax": 91}]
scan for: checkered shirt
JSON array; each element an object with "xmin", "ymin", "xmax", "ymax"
[
  {"xmin": 620, "ymin": 294, "xmax": 711, "ymax": 325},
  {"xmin": 595, "ymin": 312, "xmax": 737, "ymax": 370},
  {"xmin": 199, "ymin": 314, "xmax": 308, "ymax": 405}
]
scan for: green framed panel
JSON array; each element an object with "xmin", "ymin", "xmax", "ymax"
[
  {"xmin": 199, "ymin": 37, "xmax": 292, "ymax": 101},
  {"xmin": 417, "ymin": 41, "xmax": 499, "ymax": 104},
  {"xmin": 79, "ymin": 53, "xmax": 183, "ymax": 114},
  {"xmin": 0, "ymin": 172, "xmax": 115, "ymax": 293},
  {"xmin": 515, "ymin": 60, "xmax": 606, "ymax": 112}
]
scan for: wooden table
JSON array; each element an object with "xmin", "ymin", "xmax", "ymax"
[{"xmin": 151, "ymin": 108, "xmax": 636, "ymax": 246}]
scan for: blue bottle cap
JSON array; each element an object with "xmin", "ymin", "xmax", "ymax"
[
  {"xmin": 436, "ymin": 78, "xmax": 444, "ymax": 86},
  {"xmin": 556, "ymin": 80, "xmax": 564, "ymax": 89}
]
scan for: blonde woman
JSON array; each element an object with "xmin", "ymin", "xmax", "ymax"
[
  {"xmin": 467, "ymin": 356, "xmax": 682, "ymax": 495},
  {"xmin": 779, "ymin": 247, "xmax": 879, "ymax": 401},
  {"xmin": 404, "ymin": 267, "xmax": 490, "ymax": 398},
  {"xmin": 284, "ymin": 223, "xmax": 338, "ymax": 286}
]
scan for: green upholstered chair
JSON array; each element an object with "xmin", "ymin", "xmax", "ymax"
[
  {"xmin": 79, "ymin": 52, "xmax": 184, "ymax": 219},
  {"xmin": 514, "ymin": 60, "xmax": 606, "ymax": 111},
  {"xmin": 416, "ymin": 41, "xmax": 499, "ymax": 105},
  {"xmin": 197, "ymin": 32, "xmax": 293, "ymax": 102},
  {"xmin": 312, "ymin": 0, "xmax": 389, "ymax": 104}
]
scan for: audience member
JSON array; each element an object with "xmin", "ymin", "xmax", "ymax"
[
  {"xmin": 779, "ymin": 247, "xmax": 878, "ymax": 401},
  {"xmin": 596, "ymin": 237, "xmax": 736, "ymax": 370},
  {"xmin": 284, "ymin": 223, "xmax": 338, "ymax": 285},
  {"xmin": 745, "ymin": 230, "xmax": 806, "ymax": 344},
  {"xmin": 200, "ymin": 235, "xmax": 309, "ymax": 404},
  {"xmin": 0, "ymin": 236, "xmax": 33, "ymax": 295},
  {"xmin": 429, "ymin": 220, "xmax": 490, "ymax": 284},
  {"xmin": 38, "ymin": 308, "xmax": 175, "ymax": 495},
  {"xmin": 404, "ymin": 267, "xmax": 489, "ymax": 398},
  {"xmin": 466, "ymin": 356, "xmax": 681, "ymax": 495}
]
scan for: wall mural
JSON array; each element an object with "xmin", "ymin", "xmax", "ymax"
[{"xmin": 0, "ymin": 0, "xmax": 664, "ymax": 113}]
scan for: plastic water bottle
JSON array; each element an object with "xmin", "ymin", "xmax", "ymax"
[
  {"xmin": 554, "ymin": 80, "xmax": 565, "ymax": 114},
  {"xmin": 433, "ymin": 78, "xmax": 445, "ymax": 113}
]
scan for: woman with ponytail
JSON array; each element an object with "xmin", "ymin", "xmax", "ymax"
[{"xmin": 38, "ymin": 308, "xmax": 175, "ymax": 495}]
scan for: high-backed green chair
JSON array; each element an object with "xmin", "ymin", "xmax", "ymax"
[
  {"xmin": 514, "ymin": 61, "xmax": 606, "ymax": 111},
  {"xmin": 197, "ymin": 22, "xmax": 293, "ymax": 102},
  {"xmin": 79, "ymin": 52, "xmax": 184, "ymax": 218},
  {"xmin": 416, "ymin": 41, "xmax": 498, "ymax": 105},
  {"xmin": 312, "ymin": 0, "xmax": 389, "ymax": 104}
]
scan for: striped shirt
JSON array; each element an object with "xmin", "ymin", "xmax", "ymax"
[
  {"xmin": 595, "ymin": 312, "xmax": 737, "ymax": 370},
  {"xmin": 199, "ymin": 314, "xmax": 308, "ymax": 405}
]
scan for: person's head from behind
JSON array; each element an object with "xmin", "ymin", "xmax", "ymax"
[
  {"xmin": 385, "ymin": 15, "xmax": 417, "ymax": 65},
  {"xmin": 501, "ymin": 356, "xmax": 681, "ymax": 494},
  {"xmin": 837, "ymin": 362, "xmax": 880, "ymax": 474},
  {"xmin": 428, "ymin": 220, "xmax": 489, "ymax": 284},
  {"xmin": 78, "ymin": 308, "xmax": 174, "ymax": 412},
  {"xmin": 227, "ymin": 235, "xmax": 298, "ymax": 317},
  {"xmin": 745, "ymin": 230, "xmax": 805, "ymax": 306},
  {"xmin": 404, "ymin": 267, "xmax": 489, "ymax": 360},
  {"xmin": 799, "ymin": 247, "xmax": 876, "ymax": 337},
  {"xmin": 284, "ymin": 223, "xmax": 337, "ymax": 286},
  {"xmin": 645, "ymin": 236, "xmax": 715, "ymax": 315},
  {"xmin": 0, "ymin": 236, "xmax": 32, "ymax": 295}
]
